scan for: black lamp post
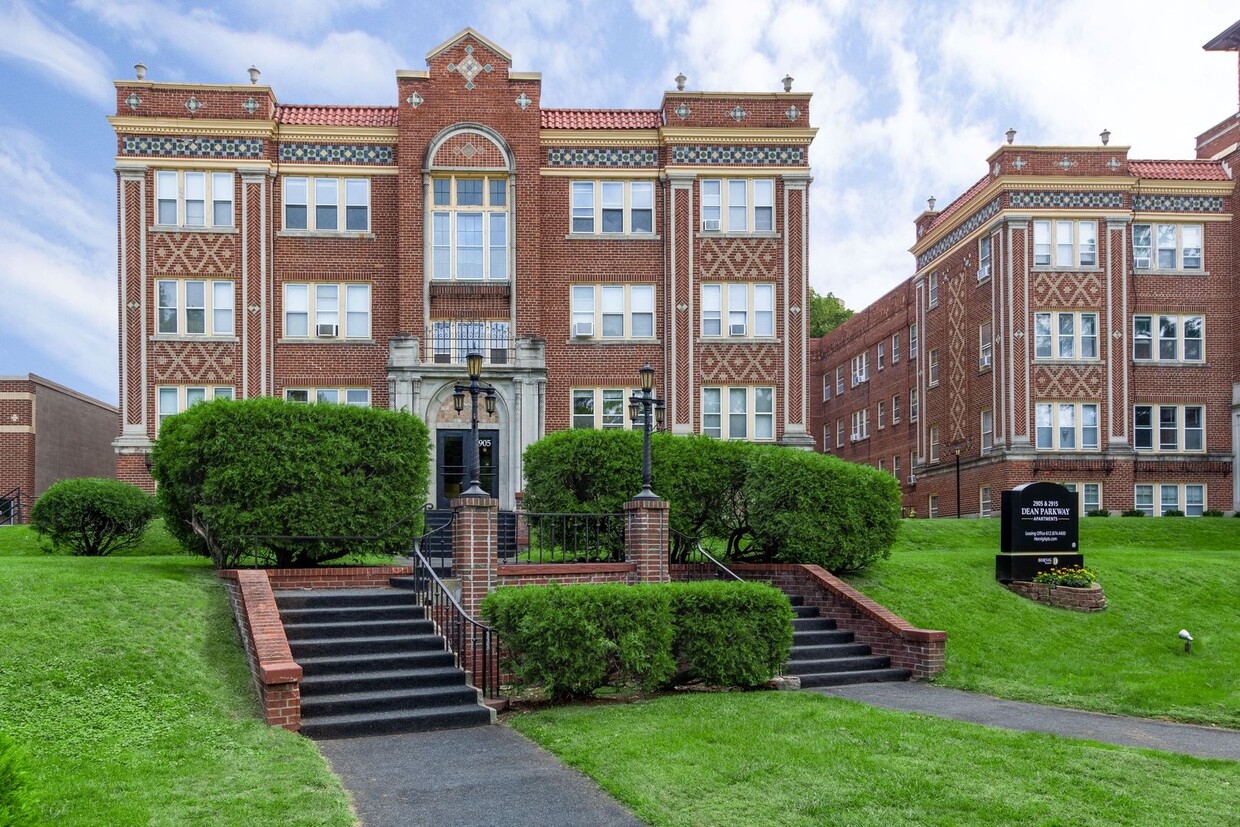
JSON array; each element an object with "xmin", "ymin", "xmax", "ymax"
[
  {"xmin": 452, "ymin": 352, "xmax": 497, "ymax": 499},
  {"xmin": 628, "ymin": 364, "xmax": 665, "ymax": 500}
]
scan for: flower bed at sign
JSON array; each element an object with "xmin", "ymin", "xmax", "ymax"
[
  {"xmin": 1033, "ymin": 566, "xmax": 1098, "ymax": 588},
  {"xmin": 1009, "ymin": 566, "xmax": 1107, "ymax": 613}
]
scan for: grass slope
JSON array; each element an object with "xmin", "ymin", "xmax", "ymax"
[
  {"xmin": 846, "ymin": 519, "xmax": 1240, "ymax": 727},
  {"xmin": 0, "ymin": 554, "xmax": 352, "ymax": 826},
  {"xmin": 0, "ymin": 518, "xmax": 184, "ymax": 557},
  {"xmin": 512, "ymin": 692, "xmax": 1240, "ymax": 827}
]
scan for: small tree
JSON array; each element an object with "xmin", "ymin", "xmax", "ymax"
[{"xmin": 29, "ymin": 478, "xmax": 155, "ymax": 557}]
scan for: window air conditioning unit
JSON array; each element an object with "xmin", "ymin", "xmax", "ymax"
[
  {"xmin": 703, "ymin": 219, "xmax": 722, "ymax": 232},
  {"xmin": 977, "ymin": 265, "xmax": 990, "ymax": 282},
  {"xmin": 315, "ymin": 323, "xmax": 339, "ymax": 338},
  {"xmin": 573, "ymin": 321, "xmax": 595, "ymax": 338},
  {"xmin": 979, "ymin": 354, "xmax": 992, "ymax": 368},
  {"xmin": 907, "ymin": 474, "xmax": 917, "ymax": 485},
  {"xmin": 729, "ymin": 323, "xmax": 747, "ymax": 337}
]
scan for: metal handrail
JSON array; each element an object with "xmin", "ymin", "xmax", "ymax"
[
  {"xmin": 409, "ymin": 540, "xmax": 500, "ymax": 699},
  {"xmin": 670, "ymin": 528, "xmax": 743, "ymax": 581},
  {"xmin": 510, "ymin": 511, "xmax": 625, "ymax": 564},
  {"xmin": 0, "ymin": 487, "xmax": 22, "ymax": 526}
]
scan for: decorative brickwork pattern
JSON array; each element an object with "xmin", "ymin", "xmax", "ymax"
[
  {"xmin": 278, "ymin": 143, "xmax": 395, "ymax": 164},
  {"xmin": 916, "ymin": 197, "xmax": 1001, "ymax": 270},
  {"xmin": 698, "ymin": 237, "xmax": 781, "ymax": 280},
  {"xmin": 1031, "ymin": 272, "xmax": 1103, "ymax": 308},
  {"xmin": 947, "ymin": 275, "xmax": 967, "ymax": 444},
  {"xmin": 150, "ymin": 232, "xmax": 236, "ymax": 275},
  {"xmin": 431, "ymin": 132, "xmax": 506, "ymax": 168},
  {"xmin": 120, "ymin": 135, "xmax": 264, "ymax": 158},
  {"xmin": 670, "ymin": 145, "xmax": 804, "ymax": 165},
  {"xmin": 545, "ymin": 147, "xmax": 659, "ymax": 167},
  {"xmin": 1008, "ymin": 191, "xmax": 1125, "ymax": 209},
  {"xmin": 150, "ymin": 341, "xmax": 236, "ymax": 383},
  {"xmin": 698, "ymin": 343, "xmax": 782, "ymax": 384},
  {"xmin": 1006, "ymin": 580, "xmax": 1107, "ymax": 612},
  {"xmin": 1132, "ymin": 194, "xmax": 1224, "ymax": 213}
]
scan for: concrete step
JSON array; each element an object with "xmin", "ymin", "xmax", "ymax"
[
  {"xmin": 791, "ymin": 605, "xmax": 819, "ymax": 619},
  {"xmin": 295, "ymin": 649, "xmax": 457, "ymax": 676},
  {"xmin": 287, "ymin": 633, "xmax": 447, "ymax": 658},
  {"xmin": 301, "ymin": 705, "xmax": 494, "ymax": 740},
  {"xmin": 792, "ymin": 617, "xmax": 837, "ymax": 631},
  {"xmin": 274, "ymin": 588, "xmax": 413, "ymax": 611},
  {"xmin": 277, "ymin": 604, "xmax": 426, "ymax": 625},
  {"xmin": 301, "ymin": 684, "xmax": 483, "ymax": 718},
  {"xmin": 300, "ymin": 667, "xmax": 467, "ymax": 697},
  {"xmin": 282, "ymin": 618, "xmax": 436, "ymax": 641},
  {"xmin": 797, "ymin": 668, "xmax": 913, "ymax": 688},
  {"xmin": 786, "ymin": 642, "xmax": 869, "ymax": 660},
  {"xmin": 783, "ymin": 655, "xmax": 892, "ymax": 675}
]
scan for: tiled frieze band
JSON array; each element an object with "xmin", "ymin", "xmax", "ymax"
[
  {"xmin": 545, "ymin": 148, "xmax": 659, "ymax": 167},
  {"xmin": 277, "ymin": 143, "xmax": 395, "ymax": 164},
  {"xmin": 1009, "ymin": 191, "xmax": 1125, "ymax": 210},
  {"xmin": 670, "ymin": 145, "xmax": 805, "ymax": 165},
  {"xmin": 1132, "ymin": 194, "xmax": 1224, "ymax": 213},
  {"xmin": 121, "ymin": 135, "xmax": 264, "ymax": 158},
  {"xmin": 916, "ymin": 197, "xmax": 1001, "ymax": 270}
]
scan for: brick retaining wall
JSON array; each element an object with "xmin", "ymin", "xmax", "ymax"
[
  {"xmin": 218, "ymin": 569, "xmax": 302, "ymax": 730},
  {"xmin": 264, "ymin": 565, "xmax": 413, "ymax": 590},
  {"xmin": 496, "ymin": 563, "xmax": 637, "ymax": 587},
  {"xmin": 1006, "ymin": 580, "xmax": 1107, "ymax": 612}
]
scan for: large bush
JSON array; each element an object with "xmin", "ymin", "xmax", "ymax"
[
  {"xmin": 522, "ymin": 430, "xmax": 898, "ymax": 571},
  {"xmin": 151, "ymin": 397, "xmax": 430, "ymax": 567},
  {"xmin": 29, "ymin": 478, "xmax": 155, "ymax": 556},
  {"xmin": 0, "ymin": 732, "xmax": 37, "ymax": 826},
  {"xmin": 481, "ymin": 581, "xmax": 792, "ymax": 700}
]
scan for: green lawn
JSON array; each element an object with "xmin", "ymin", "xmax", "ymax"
[
  {"xmin": 0, "ymin": 553, "xmax": 353, "ymax": 825},
  {"xmin": 512, "ymin": 692, "xmax": 1240, "ymax": 827},
  {"xmin": 845, "ymin": 519, "xmax": 1240, "ymax": 727},
  {"xmin": 0, "ymin": 518, "xmax": 185, "ymax": 557}
]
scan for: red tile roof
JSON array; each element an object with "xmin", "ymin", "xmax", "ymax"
[
  {"xmin": 928, "ymin": 175, "xmax": 990, "ymax": 231},
  {"xmin": 275, "ymin": 105, "xmax": 398, "ymax": 128},
  {"xmin": 1129, "ymin": 160, "xmax": 1230, "ymax": 181},
  {"xmin": 541, "ymin": 108, "xmax": 663, "ymax": 129}
]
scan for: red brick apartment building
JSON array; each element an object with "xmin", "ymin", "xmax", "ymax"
[
  {"xmin": 0, "ymin": 374, "xmax": 118, "ymax": 524},
  {"xmin": 812, "ymin": 23, "xmax": 1240, "ymax": 518},
  {"xmin": 110, "ymin": 28, "xmax": 817, "ymax": 506}
]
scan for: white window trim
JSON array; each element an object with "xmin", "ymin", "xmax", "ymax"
[
  {"xmin": 1060, "ymin": 482, "xmax": 1102, "ymax": 514},
  {"xmin": 430, "ymin": 174, "xmax": 508, "ymax": 281},
  {"xmin": 155, "ymin": 170, "xmax": 234, "ymax": 229},
  {"xmin": 282, "ymin": 282, "xmax": 371, "ymax": 340},
  {"xmin": 928, "ymin": 494, "xmax": 939, "ymax": 519},
  {"xmin": 1132, "ymin": 223, "xmax": 1204, "ymax": 273},
  {"xmin": 569, "ymin": 180, "xmax": 656, "ymax": 235},
  {"xmin": 877, "ymin": 401, "xmax": 886, "ymax": 430},
  {"xmin": 700, "ymin": 283, "xmax": 775, "ymax": 339},
  {"xmin": 701, "ymin": 385, "xmax": 776, "ymax": 441},
  {"xmin": 1033, "ymin": 311, "xmax": 1100, "ymax": 361},
  {"xmin": 835, "ymin": 366, "xmax": 845, "ymax": 396},
  {"xmin": 892, "ymin": 395, "xmax": 902, "ymax": 425},
  {"xmin": 155, "ymin": 279, "xmax": 235, "ymax": 337},
  {"xmin": 910, "ymin": 389, "xmax": 919, "ymax": 423},
  {"xmin": 282, "ymin": 176, "xmax": 370, "ymax": 234},
  {"xmin": 928, "ymin": 349, "xmax": 939, "ymax": 387},
  {"xmin": 928, "ymin": 272, "xmax": 939, "ymax": 309},
  {"xmin": 284, "ymin": 388, "xmax": 371, "ymax": 406},
  {"xmin": 571, "ymin": 284, "xmax": 657, "ymax": 341},
  {"xmin": 1033, "ymin": 219, "xmax": 1099, "ymax": 269},
  {"xmin": 156, "ymin": 385, "xmax": 233, "ymax": 432},
  {"xmin": 700, "ymin": 178, "xmax": 776, "ymax": 234},
  {"xmin": 929, "ymin": 426, "xmax": 940, "ymax": 462},
  {"xmin": 980, "ymin": 486, "xmax": 992, "ymax": 518},
  {"xmin": 981, "ymin": 409, "xmax": 994, "ymax": 454},
  {"xmin": 851, "ymin": 408, "xmax": 870, "ymax": 442},
  {"xmin": 1133, "ymin": 314, "xmax": 1204, "ymax": 364},
  {"xmin": 430, "ymin": 320, "xmax": 512, "ymax": 365},
  {"xmin": 979, "ymin": 321, "xmax": 993, "ymax": 369},
  {"xmin": 850, "ymin": 352, "xmax": 869, "ymax": 387},
  {"xmin": 891, "ymin": 332, "xmax": 901, "ymax": 363},
  {"xmin": 1134, "ymin": 483, "xmax": 1206, "ymax": 516},
  {"xmin": 1133, "ymin": 403, "xmax": 1205, "ymax": 453},
  {"xmin": 836, "ymin": 418, "xmax": 845, "ymax": 448},
  {"xmin": 1034, "ymin": 401, "xmax": 1101, "ymax": 452},
  {"xmin": 977, "ymin": 236, "xmax": 992, "ymax": 282},
  {"xmin": 571, "ymin": 388, "xmax": 640, "ymax": 430}
]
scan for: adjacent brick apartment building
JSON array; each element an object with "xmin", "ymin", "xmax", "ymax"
[
  {"xmin": 812, "ymin": 23, "xmax": 1240, "ymax": 518},
  {"xmin": 110, "ymin": 28, "xmax": 817, "ymax": 505},
  {"xmin": 0, "ymin": 374, "xmax": 118, "ymax": 524}
]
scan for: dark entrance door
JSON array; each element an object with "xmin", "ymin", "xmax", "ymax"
[{"xmin": 436, "ymin": 429, "xmax": 499, "ymax": 507}]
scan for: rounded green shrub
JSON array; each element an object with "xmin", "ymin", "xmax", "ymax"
[
  {"xmin": 668, "ymin": 581, "xmax": 793, "ymax": 687},
  {"xmin": 151, "ymin": 397, "xmax": 430, "ymax": 567},
  {"xmin": 29, "ymin": 477, "xmax": 155, "ymax": 556},
  {"xmin": 0, "ymin": 732, "xmax": 37, "ymax": 826}
]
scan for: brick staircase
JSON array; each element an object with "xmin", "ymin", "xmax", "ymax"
[
  {"xmin": 275, "ymin": 587, "xmax": 493, "ymax": 738},
  {"xmin": 783, "ymin": 594, "xmax": 912, "ymax": 687}
]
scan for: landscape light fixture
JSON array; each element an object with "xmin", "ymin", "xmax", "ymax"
[
  {"xmin": 629, "ymin": 363, "xmax": 665, "ymax": 500},
  {"xmin": 452, "ymin": 352, "xmax": 498, "ymax": 499},
  {"xmin": 1178, "ymin": 629, "xmax": 1193, "ymax": 654}
]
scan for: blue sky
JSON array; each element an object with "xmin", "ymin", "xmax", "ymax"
[{"xmin": 1, "ymin": 0, "xmax": 1236, "ymax": 403}]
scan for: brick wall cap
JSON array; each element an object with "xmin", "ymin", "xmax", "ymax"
[
  {"xmin": 624, "ymin": 497, "xmax": 670, "ymax": 511},
  {"xmin": 259, "ymin": 662, "xmax": 303, "ymax": 684},
  {"xmin": 498, "ymin": 563, "xmax": 636, "ymax": 576}
]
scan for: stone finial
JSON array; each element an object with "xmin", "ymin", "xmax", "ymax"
[
  {"xmin": 675, "ymin": 72, "xmax": 686, "ymax": 92},
  {"xmin": 134, "ymin": 61, "xmax": 147, "ymax": 81},
  {"xmin": 782, "ymin": 73, "xmax": 793, "ymax": 92},
  {"xmin": 1005, "ymin": 127, "xmax": 1016, "ymax": 144},
  {"xmin": 927, "ymin": 196, "xmax": 937, "ymax": 211},
  {"xmin": 248, "ymin": 65, "xmax": 261, "ymax": 85},
  {"xmin": 1100, "ymin": 128, "xmax": 1110, "ymax": 146}
]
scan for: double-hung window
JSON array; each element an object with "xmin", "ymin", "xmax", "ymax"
[
  {"xmin": 910, "ymin": 389, "xmax": 918, "ymax": 422},
  {"xmin": 835, "ymin": 367, "xmax": 845, "ymax": 396},
  {"xmin": 877, "ymin": 402, "xmax": 886, "ymax": 430},
  {"xmin": 431, "ymin": 175, "xmax": 508, "ymax": 279},
  {"xmin": 285, "ymin": 388, "xmax": 370, "ymax": 406},
  {"xmin": 283, "ymin": 283, "xmax": 370, "ymax": 339},
  {"xmin": 1033, "ymin": 220, "xmax": 1097, "ymax": 268},
  {"xmin": 1133, "ymin": 223, "xmax": 1203, "ymax": 271},
  {"xmin": 981, "ymin": 409, "xmax": 994, "ymax": 453},
  {"xmin": 572, "ymin": 388, "xmax": 638, "ymax": 430},
  {"xmin": 850, "ymin": 408, "xmax": 869, "ymax": 442},
  {"xmin": 980, "ymin": 487, "xmax": 992, "ymax": 517},
  {"xmin": 1134, "ymin": 404, "xmax": 1204, "ymax": 452},
  {"xmin": 850, "ymin": 352, "xmax": 869, "ymax": 386},
  {"xmin": 283, "ymin": 177, "xmax": 370, "ymax": 232},
  {"xmin": 1035, "ymin": 402, "xmax": 1100, "ymax": 451},
  {"xmin": 1061, "ymin": 482, "xmax": 1102, "ymax": 514},
  {"xmin": 909, "ymin": 323, "xmax": 918, "ymax": 357},
  {"xmin": 1033, "ymin": 311, "xmax": 1099, "ymax": 360},
  {"xmin": 929, "ymin": 427, "xmax": 940, "ymax": 462},
  {"xmin": 701, "ymin": 284, "xmax": 774, "ymax": 337},
  {"xmin": 822, "ymin": 375, "xmax": 830, "ymax": 402},
  {"xmin": 571, "ymin": 284, "xmax": 656, "ymax": 339},
  {"xmin": 1133, "ymin": 314, "xmax": 1203, "ymax": 362},
  {"xmin": 892, "ymin": 395, "xmax": 902, "ymax": 424},
  {"xmin": 157, "ymin": 385, "xmax": 233, "ymax": 431},
  {"xmin": 928, "ymin": 273, "xmax": 939, "ymax": 308},
  {"xmin": 1135, "ymin": 483, "xmax": 1205, "ymax": 516},
  {"xmin": 156, "ymin": 171, "xmax": 233, "ymax": 228},
  {"xmin": 978, "ymin": 236, "xmax": 992, "ymax": 281},
  {"xmin": 570, "ymin": 180, "xmax": 655, "ymax": 234},
  {"xmin": 156, "ymin": 279, "xmax": 235, "ymax": 336},
  {"xmin": 702, "ymin": 386, "xmax": 774, "ymax": 440},
  {"xmin": 928, "ymin": 349, "xmax": 939, "ymax": 386},
  {"xmin": 836, "ymin": 418, "xmax": 845, "ymax": 448},
  {"xmin": 979, "ymin": 322, "xmax": 993, "ymax": 369},
  {"xmin": 877, "ymin": 342, "xmax": 885, "ymax": 371},
  {"xmin": 700, "ymin": 179, "xmax": 775, "ymax": 232},
  {"xmin": 891, "ymin": 333, "xmax": 900, "ymax": 363}
]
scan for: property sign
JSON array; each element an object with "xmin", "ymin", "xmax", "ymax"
[{"xmin": 1000, "ymin": 482, "xmax": 1079, "ymax": 553}]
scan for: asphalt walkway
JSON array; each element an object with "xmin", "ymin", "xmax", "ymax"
[
  {"xmin": 316, "ymin": 724, "xmax": 645, "ymax": 827},
  {"xmin": 820, "ymin": 682, "xmax": 1240, "ymax": 761}
]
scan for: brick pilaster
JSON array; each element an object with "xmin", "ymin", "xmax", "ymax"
[
  {"xmin": 451, "ymin": 496, "xmax": 499, "ymax": 617},
  {"xmin": 624, "ymin": 497, "xmax": 669, "ymax": 583}
]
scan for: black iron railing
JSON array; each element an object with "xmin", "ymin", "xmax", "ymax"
[
  {"xmin": 0, "ymin": 487, "xmax": 22, "ymax": 526},
  {"xmin": 410, "ymin": 525, "xmax": 500, "ymax": 699},
  {"xmin": 509, "ymin": 512, "xmax": 625, "ymax": 564},
  {"xmin": 670, "ymin": 529, "xmax": 743, "ymax": 581}
]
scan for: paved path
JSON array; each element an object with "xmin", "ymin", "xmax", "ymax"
[
  {"xmin": 820, "ymin": 682, "xmax": 1240, "ymax": 761},
  {"xmin": 316, "ymin": 725, "xmax": 645, "ymax": 827}
]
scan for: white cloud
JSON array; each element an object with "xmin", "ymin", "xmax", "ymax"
[{"xmin": 0, "ymin": 0, "xmax": 113, "ymax": 106}]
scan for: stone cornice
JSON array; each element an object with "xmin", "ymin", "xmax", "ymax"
[
  {"xmin": 659, "ymin": 126, "xmax": 817, "ymax": 144},
  {"xmin": 109, "ymin": 115, "xmax": 275, "ymax": 139}
]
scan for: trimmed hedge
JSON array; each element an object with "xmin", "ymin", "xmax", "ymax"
[
  {"xmin": 522, "ymin": 429, "xmax": 898, "ymax": 571},
  {"xmin": 481, "ymin": 581, "xmax": 793, "ymax": 701},
  {"xmin": 151, "ymin": 397, "xmax": 430, "ymax": 567},
  {"xmin": 0, "ymin": 732, "xmax": 36, "ymax": 827},
  {"xmin": 29, "ymin": 478, "xmax": 155, "ymax": 556}
]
